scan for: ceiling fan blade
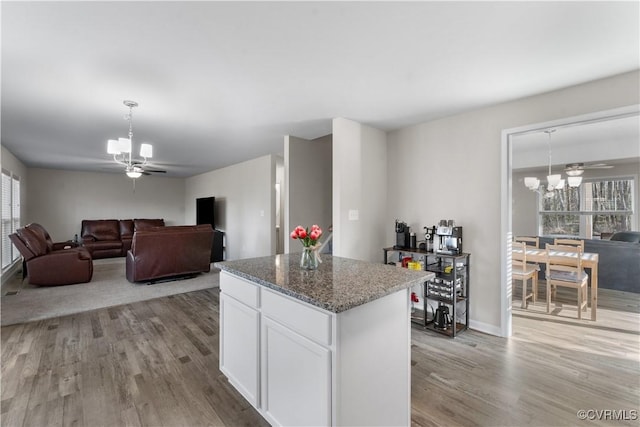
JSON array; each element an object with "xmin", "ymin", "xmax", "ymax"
[
  {"xmin": 143, "ymin": 169, "xmax": 167, "ymax": 173},
  {"xmin": 583, "ymin": 163, "xmax": 613, "ymax": 169},
  {"xmin": 565, "ymin": 162, "xmax": 613, "ymax": 172}
]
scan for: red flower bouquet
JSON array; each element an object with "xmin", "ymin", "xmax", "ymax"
[{"xmin": 291, "ymin": 225, "xmax": 323, "ymax": 269}]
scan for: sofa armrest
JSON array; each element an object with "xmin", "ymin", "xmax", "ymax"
[
  {"xmin": 35, "ymin": 248, "xmax": 91, "ymax": 263},
  {"xmin": 52, "ymin": 241, "xmax": 78, "ymax": 251},
  {"xmin": 27, "ymin": 249, "xmax": 93, "ymax": 285},
  {"xmin": 125, "ymin": 250, "xmax": 136, "ymax": 282}
]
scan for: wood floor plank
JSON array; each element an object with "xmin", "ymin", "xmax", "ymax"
[{"xmin": 2, "ymin": 286, "xmax": 638, "ymax": 426}]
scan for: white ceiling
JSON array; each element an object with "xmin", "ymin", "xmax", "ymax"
[{"xmin": 2, "ymin": 1, "xmax": 639, "ymax": 177}]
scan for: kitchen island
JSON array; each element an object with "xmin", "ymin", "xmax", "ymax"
[{"xmin": 215, "ymin": 253, "xmax": 433, "ymax": 427}]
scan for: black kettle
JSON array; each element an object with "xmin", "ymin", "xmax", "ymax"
[{"xmin": 434, "ymin": 304, "xmax": 451, "ymax": 330}]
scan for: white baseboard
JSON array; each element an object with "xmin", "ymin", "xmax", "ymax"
[{"xmin": 469, "ymin": 319, "xmax": 503, "ymax": 337}]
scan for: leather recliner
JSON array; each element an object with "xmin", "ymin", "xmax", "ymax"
[{"xmin": 9, "ymin": 223, "xmax": 93, "ymax": 286}]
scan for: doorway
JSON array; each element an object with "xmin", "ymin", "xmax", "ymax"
[{"xmin": 500, "ymin": 104, "xmax": 640, "ymax": 336}]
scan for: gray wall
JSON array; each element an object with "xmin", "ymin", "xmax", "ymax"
[
  {"xmin": 185, "ymin": 154, "xmax": 276, "ymax": 260},
  {"xmin": 332, "ymin": 118, "xmax": 387, "ymax": 262},
  {"xmin": 512, "ymin": 170, "xmax": 541, "ymax": 237},
  {"xmin": 25, "ymin": 168, "xmax": 186, "ymax": 241},
  {"xmin": 387, "ymin": 70, "xmax": 639, "ymax": 335},
  {"xmin": 285, "ymin": 134, "xmax": 332, "ymax": 253}
]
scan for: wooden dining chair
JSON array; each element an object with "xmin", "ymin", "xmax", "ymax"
[
  {"xmin": 545, "ymin": 244, "xmax": 589, "ymax": 319},
  {"xmin": 512, "ymin": 242, "xmax": 538, "ymax": 308},
  {"xmin": 515, "ymin": 236, "xmax": 539, "ymax": 248},
  {"xmin": 514, "ymin": 236, "xmax": 541, "ymax": 298},
  {"xmin": 554, "ymin": 238, "xmax": 585, "ymax": 251}
]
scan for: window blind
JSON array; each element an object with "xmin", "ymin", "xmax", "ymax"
[
  {"xmin": 2, "ymin": 170, "xmax": 21, "ymax": 269},
  {"xmin": 2, "ymin": 171, "xmax": 12, "ymax": 269}
]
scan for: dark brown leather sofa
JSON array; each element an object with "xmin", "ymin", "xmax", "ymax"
[
  {"xmin": 126, "ymin": 225, "xmax": 214, "ymax": 283},
  {"xmin": 81, "ymin": 218, "xmax": 164, "ymax": 259},
  {"xmin": 538, "ymin": 235, "xmax": 640, "ymax": 293},
  {"xmin": 9, "ymin": 223, "xmax": 93, "ymax": 286}
]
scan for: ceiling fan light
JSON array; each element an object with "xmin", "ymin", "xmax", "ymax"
[
  {"xmin": 568, "ymin": 176, "xmax": 582, "ymax": 187},
  {"xmin": 118, "ymin": 137, "xmax": 132, "ymax": 153},
  {"xmin": 107, "ymin": 139, "xmax": 121, "ymax": 154},
  {"xmin": 547, "ymin": 174, "xmax": 561, "ymax": 188},
  {"xmin": 140, "ymin": 143, "xmax": 153, "ymax": 158},
  {"xmin": 566, "ymin": 168, "xmax": 584, "ymax": 177},
  {"xmin": 524, "ymin": 177, "xmax": 540, "ymax": 190},
  {"xmin": 126, "ymin": 170, "xmax": 142, "ymax": 179}
]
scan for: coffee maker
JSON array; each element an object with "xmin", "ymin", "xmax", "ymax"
[
  {"xmin": 395, "ymin": 220, "xmax": 411, "ymax": 248},
  {"xmin": 435, "ymin": 220, "xmax": 462, "ymax": 255}
]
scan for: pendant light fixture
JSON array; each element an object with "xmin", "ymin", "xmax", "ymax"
[
  {"xmin": 107, "ymin": 100, "xmax": 153, "ymax": 179},
  {"xmin": 524, "ymin": 129, "xmax": 574, "ymax": 197}
]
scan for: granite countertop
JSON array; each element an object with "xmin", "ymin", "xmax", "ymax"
[{"xmin": 215, "ymin": 253, "xmax": 434, "ymax": 313}]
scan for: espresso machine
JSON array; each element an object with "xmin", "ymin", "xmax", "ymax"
[
  {"xmin": 423, "ymin": 226, "xmax": 435, "ymax": 252},
  {"xmin": 435, "ymin": 220, "xmax": 462, "ymax": 255}
]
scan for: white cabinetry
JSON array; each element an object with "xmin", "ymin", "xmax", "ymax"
[
  {"xmin": 219, "ymin": 271, "xmax": 411, "ymax": 426},
  {"xmin": 261, "ymin": 317, "xmax": 331, "ymax": 426},
  {"xmin": 219, "ymin": 275, "xmax": 260, "ymax": 406},
  {"xmin": 260, "ymin": 287, "xmax": 332, "ymax": 425}
]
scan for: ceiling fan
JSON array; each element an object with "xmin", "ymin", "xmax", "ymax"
[
  {"xmin": 564, "ymin": 162, "xmax": 613, "ymax": 176},
  {"xmin": 107, "ymin": 100, "xmax": 168, "ymax": 179},
  {"xmin": 127, "ymin": 161, "xmax": 167, "ymax": 176}
]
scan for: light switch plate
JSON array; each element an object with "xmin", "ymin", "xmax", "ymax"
[{"xmin": 348, "ymin": 209, "xmax": 359, "ymax": 221}]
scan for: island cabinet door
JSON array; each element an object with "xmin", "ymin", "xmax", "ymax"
[
  {"xmin": 261, "ymin": 317, "xmax": 331, "ymax": 427},
  {"xmin": 220, "ymin": 293, "xmax": 260, "ymax": 407}
]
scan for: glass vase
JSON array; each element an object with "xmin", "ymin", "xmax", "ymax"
[{"xmin": 300, "ymin": 247, "xmax": 319, "ymax": 270}]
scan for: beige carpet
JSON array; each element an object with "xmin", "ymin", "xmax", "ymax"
[{"xmin": 1, "ymin": 258, "xmax": 219, "ymax": 326}]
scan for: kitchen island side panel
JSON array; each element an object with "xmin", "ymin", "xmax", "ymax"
[{"xmin": 334, "ymin": 288, "xmax": 411, "ymax": 426}]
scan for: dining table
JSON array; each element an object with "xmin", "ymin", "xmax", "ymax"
[{"xmin": 512, "ymin": 246, "xmax": 600, "ymax": 321}]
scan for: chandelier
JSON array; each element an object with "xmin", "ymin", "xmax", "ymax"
[
  {"xmin": 523, "ymin": 129, "xmax": 581, "ymax": 198},
  {"xmin": 106, "ymin": 100, "xmax": 152, "ymax": 179}
]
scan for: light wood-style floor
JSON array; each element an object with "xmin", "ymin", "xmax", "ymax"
[{"xmin": 2, "ymin": 287, "xmax": 639, "ymax": 426}]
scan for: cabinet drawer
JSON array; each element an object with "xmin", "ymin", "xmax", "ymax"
[
  {"xmin": 220, "ymin": 272, "xmax": 259, "ymax": 308},
  {"xmin": 262, "ymin": 289, "xmax": 332, "ymax": 346}
]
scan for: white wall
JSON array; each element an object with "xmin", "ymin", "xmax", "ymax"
[
  {"xmin": 333, "ymin": 118, "xmax": 387, "ymax": 262},
  {"xmin": 185, "ymin": 154, "xmax": 275, "ymax": 260},
  {"xmin": 387, "ymin": 70, "xmax": 640, "ymax": 335},
  {"xmin": 26, "ymin": 168, "xmax": 186, "ymax": 241},
  {"xmin": 284, "ymin": 134, "xmax": 332, "ymax": 253}
]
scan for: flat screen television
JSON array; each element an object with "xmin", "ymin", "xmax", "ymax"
[{"xmin": 196, "ymin": 196, "xmax": 215, "ymax": 228}]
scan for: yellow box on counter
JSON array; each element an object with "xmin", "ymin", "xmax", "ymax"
[{"xmin": 407, "ymin": 261, "xmax": 422, "ymax": 271}]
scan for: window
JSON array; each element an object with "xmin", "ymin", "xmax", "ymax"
[
  {"xmin": 540, "ymin": 177, "xmax": 635, "ymax": 238},
  {"xmin": 2, "ymin": 170, "xmax": 21, "ymax": 269}
]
